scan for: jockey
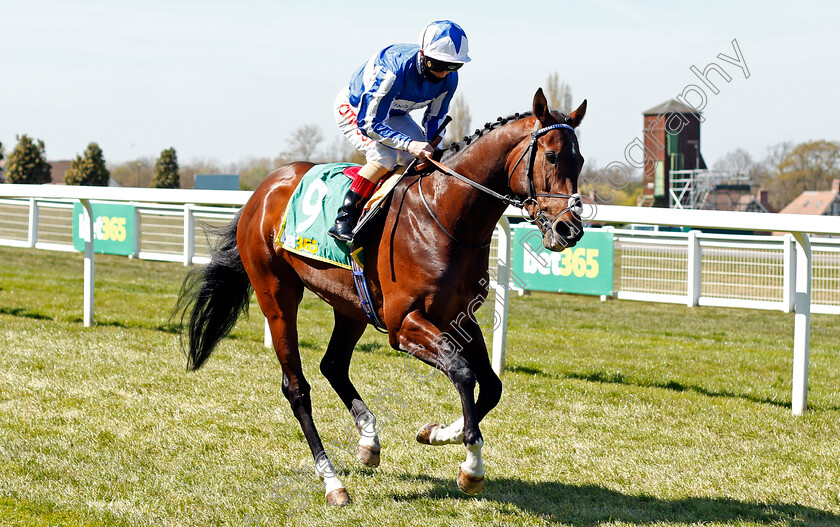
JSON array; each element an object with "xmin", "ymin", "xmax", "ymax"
[{"xmin": 328, "ymin": 20, "xmax": 471, "ymax": 243}]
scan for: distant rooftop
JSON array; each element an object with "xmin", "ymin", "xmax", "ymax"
[
  {"xmin": 643, "ymin": 99, "xmax": 701, "ymax": 115},
  {"xmin": 779, "ymin": 190, "xmax": 840, "ymax": 216}
]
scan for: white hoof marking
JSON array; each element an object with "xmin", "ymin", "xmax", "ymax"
[
  {"xmin": 429, "ymin": 417, "xmax": 464, "ymax": 445},
  {"xmin": 460, "ymin": 438, "xmax": 485, "ymax": 478}
]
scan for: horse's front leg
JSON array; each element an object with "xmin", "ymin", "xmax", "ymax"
[
  {"xmin": 415, "ymin": 316, "xmax": 502, "ymax": 448},
  {"xmin": 416, "ymin": 319, "xmax": 501, "ymax": 443},
  {"xmin": 395, "ymin": 310, "xmax": 486, "ymax": 495}
]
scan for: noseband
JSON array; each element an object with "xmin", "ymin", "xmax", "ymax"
[
  {"xmin": 423, "ymin": 121, "xmax": 583, "ymax": 243},
  {"xmin": 507, "ymin": 122, "xmax": 583, "ymax": 230}
]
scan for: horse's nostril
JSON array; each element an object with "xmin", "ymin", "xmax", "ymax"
[
  {"xmin": 554, "ymin": 221, "xmax": 570, "ymax": 238},
  {"xmin": 553, "ymin": 217, "xmax": 582, "ymax": 242}
]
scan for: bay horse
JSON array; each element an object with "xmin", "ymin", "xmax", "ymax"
[{"xmin": 175, "ymin": 88, "xmax": 586, "ymax": 506}]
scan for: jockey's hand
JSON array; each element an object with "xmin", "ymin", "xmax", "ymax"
[{"xmin": 408, "ymin": 140, "xmax": 435, "ymax": 160}]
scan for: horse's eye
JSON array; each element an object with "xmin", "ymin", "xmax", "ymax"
[{"xmin": 545, "ymin": 151, "xmax": 557, "ymax": 164}]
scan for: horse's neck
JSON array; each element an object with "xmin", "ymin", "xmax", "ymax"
[
  {"xmin": 449, "ymin": 118, "xmax": 533, "ymax": 191},
  {"xmin": 434, "ymin": 119, "xmax": 533, "ymax": 240}
]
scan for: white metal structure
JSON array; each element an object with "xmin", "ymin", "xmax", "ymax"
[
  {"xmin": 3, "ymin": 185, "xmax": 840, "ymax": 414},
  {"xmin": 669, "ymin": 169, "xmax": 750, "ymax": 210}
]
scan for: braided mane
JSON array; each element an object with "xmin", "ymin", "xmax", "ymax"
[{"xmin": 444, "ymin": 110, "xmax": 572, "ymax": 156}]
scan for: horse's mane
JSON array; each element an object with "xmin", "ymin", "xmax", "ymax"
[{"xmin": 443, "ymin": 110, "xmax": 572, "ymax": 157}]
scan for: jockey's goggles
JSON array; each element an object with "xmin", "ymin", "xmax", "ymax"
[{"xmin": 425, "ymin": 57, "xmax": 463, "ymax": 72}]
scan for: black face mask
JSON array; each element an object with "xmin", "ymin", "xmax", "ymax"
[{"xmin": 420, "ymin": 59, "xmax": 445, "ymax": 83}]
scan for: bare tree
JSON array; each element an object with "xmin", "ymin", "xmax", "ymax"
[
  {"xmin": 328, "ymin": 134, "xmax": 366, "ymax": 165},
  {"xmin": 179, "ymin": 157, "xmax": 226, "ymax": 189},
  {"xmin": 714, "ymin": 148, "xmax": 765, "ymax": 186},
  {"xmin": 765, "ymin": 141, "xmax": 794, "ymax": 169},
  {"xmin": 285, "ymin": 124, "xmax": 324, "ymax": 161},
  {"xmin": 754, "ymin": 141, "xmax": 793, "ymax": 195},
  {"xmin": 714, "ymin": 148, "xmax": 754, "ymax": 173},
  {"xmin": 447, "ymin": 94, "xmax": 472, "ymax": 144},
  {"xmin": 544, "ymin": 72, "xmax": 573, "ymax": 114}
]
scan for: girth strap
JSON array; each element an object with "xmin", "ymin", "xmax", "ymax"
[{"xmin": 350, "ymin": 248, "xmax": 387, "ymax": 333}]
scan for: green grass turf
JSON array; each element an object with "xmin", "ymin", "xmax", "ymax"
[{"xmin": 0, "ymin": 245, "xmax": 839, "ymax": 526}]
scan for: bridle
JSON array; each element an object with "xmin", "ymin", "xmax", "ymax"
[{"xmin": 421, "ymin": 121, "xmax": 583, "ymax": 245}]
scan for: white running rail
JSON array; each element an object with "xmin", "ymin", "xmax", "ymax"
[{"xmin": 3, "ymin": 185, "xmax": 840, "ymax": 414}]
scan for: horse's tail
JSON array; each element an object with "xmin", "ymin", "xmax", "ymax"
[{"xmin": 173, "ymin": 209, "xmax": 252, "ymax": 371}]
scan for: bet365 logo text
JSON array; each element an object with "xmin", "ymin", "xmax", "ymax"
[
  {"xmin": 523, "ymin": 246, "xmax": 600, "ymax": 278},
  {"xmin": 512, "ymin": 227, "xmax": 614, "ymax": 296},
  {"xmin": 78, "ymin": 214, "xmax": 127, "ymax": 242}
]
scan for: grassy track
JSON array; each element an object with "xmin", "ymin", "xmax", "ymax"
[{"xmin": 0, "ymin": 245, "xmax": 839, "ymax": 526}]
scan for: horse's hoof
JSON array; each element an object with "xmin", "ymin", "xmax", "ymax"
[
  {"xmin": 457, "ymin": 468, "xmax": 485, "ymax": 495},
  {"xmin": 416, "ymin": 423, "xmax": 440, "ymax": 445},
  {"xmin": 356, "ymin": 444, "xmax": 380, "ymax": 467},
  {"xmin": 325, "ymin": 487, "xmax": 351, "ymax": 506}
]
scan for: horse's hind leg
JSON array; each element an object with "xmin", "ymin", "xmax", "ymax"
[
  {"xmin": 248, "ymin": 265, "xmax": 351, "ymax": 506},
  {"xmin": 320, "ymin": 311, "xmax": 381, "ymax": 467}
]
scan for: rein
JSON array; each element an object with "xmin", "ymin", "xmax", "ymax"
[{"xmin": 420, "ymin": 122, "xmax": 583, "ymax": 245}]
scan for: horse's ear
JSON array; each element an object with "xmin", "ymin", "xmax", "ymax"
[
  {"xmin": 568, "ymin": 99, "xmax": 587, "ymax": 128},
  {"xmin": 533, "ymin": 88, "xmax": 550, "ymax": 122}
]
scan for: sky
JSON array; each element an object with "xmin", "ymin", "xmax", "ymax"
[{"xmin": 2, "ymin": 0, "xmax": 839, "ymax": 171}]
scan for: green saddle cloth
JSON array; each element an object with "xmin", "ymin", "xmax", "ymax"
[{"xmin": 278, "ymin": 163, "xmax": 360, "ymax": 270}]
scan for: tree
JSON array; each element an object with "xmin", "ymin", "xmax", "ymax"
[
  {"xmin": 150, "ymin": 147, "xmax": 180, "ymax": 188},
  {"xmin": 579, "ymin": 160, "xmax": 640, "ymax": 206},
  {"xmin": 447, "ymin": 94, "xmax": 472, "ymax": 144},
  {"xmin": 238, "ymin": 156, "xmax": 275, "ymax": 190},
  {"xmin": 64, "ymin": 142, "xmax": 110, "ymax": 186},
  {"xmin": 778, "ymin": 140, "xmax": 840, "ymax": 190},
  {"xmin": 762, "ymin": 140, "xmax": 840, "ymax": 210},
  {"xmin": 109, "ymin": 158, "xmax": 154, "ymax": 188},
  {"xmin": 179, "ymin": 157, "xmax": 225, "ymax": 189},
  {"xmin": 714, "ymin": 148, "xmax": 753, "ymax": 173},
  {"xmin": 329, "ymin": 134, "xmax": 365, "ymax": 165},
  {"xmin": 285, "ymin": 124, "xmax": 324, "ymax": 161},
  {"xmin": 5, "ymin": 135, "xmax": 51, "ymax": 184},
  {"xmin": 544, "ymin": 72, "xmax": 573, "ymax": 114},
  {"xmin": 765, "ymin": 141, "xmax": 794, "ymax": 170},
  {"xmin": 713, "ymin": 148, "xmax": 765, "ymax": 186}
]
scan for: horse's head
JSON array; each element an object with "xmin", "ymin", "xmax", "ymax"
[{"xmin": 510, "ymin": 88, "xmax": 587, "ymax": 251}]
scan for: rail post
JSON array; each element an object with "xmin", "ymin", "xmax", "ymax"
[
  {"xmin": 183, "ymin": 204, "xmax": 195, "ymax": 266},
  {"xmin": 131, "ymin": 206, "xmax": 141, "ymax": 258},
  {"xmin": 492, "ymin": 217, "xmax": 512, "ymax": 376},
  {"xmin": 80, "ymin": 199, "xmax": 95, "ymax": 326},
  {"xmin": 791, "ymin": 232, "xmax": 812, "ymax": 415},
  {"xmin": 782, "ymin": 233, "xmax": 796, "ymax": 313},
  {"xmin": 687, "ymin": 229, "xmax": 702, "ymax": 307},
  {"xmin": 27, "ymin": 198, "xmax": 39, "ymax": 248}
]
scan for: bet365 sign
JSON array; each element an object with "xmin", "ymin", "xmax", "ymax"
[
  {"xmin": 72, "ymin": 202, "xmax": 135, "ymax": 256},
  {"xmin": 512, "ymin": 225, "xmax": 613, "ymax": 296}
]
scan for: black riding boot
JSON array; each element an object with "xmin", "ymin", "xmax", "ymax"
[{"xmin": 328, "ymin": 188, "xmax": 368, "ymax": 243}]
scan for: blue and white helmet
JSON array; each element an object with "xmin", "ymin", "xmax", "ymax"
[{"xmin": 419, "ymin": 20, "xmax": 471, "ymax": 64}]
